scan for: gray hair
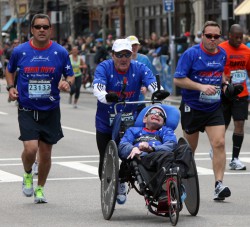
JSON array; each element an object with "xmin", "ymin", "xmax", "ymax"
[
  {"xmin": 31, "ymin": 14, "xmax": 51, "ymax": 27},
  {"xmin": 202, "ymin": 21, "xmax": 221, "ymax": 34}
]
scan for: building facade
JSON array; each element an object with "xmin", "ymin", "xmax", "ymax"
[{"xmin": 1, "ymin": 0, "xmax": 250, "ymax": 43}]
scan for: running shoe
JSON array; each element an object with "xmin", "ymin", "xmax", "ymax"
[
  {"xmin": 214, "ymin": 182, "xmax": 231, "ymax": 201},
  {"xmin": 180, "ymin": 184, "xmax": 187, "ymax": 203},
  {"xmin": 32, "ymin": 161, "xmax": 39, "ymax": 175},
  {"xmin": 229, "ymin": 158, "xmax": 246, "ymax": 170},
  {"xmin": 116, "ymin": 181, "xmax": 127, "ymax": 205},
  {"xmin": 22, "ymin": 173, "xmax": 34, "ymax": 197},
  {"xmin": 34, "ymin": 186, "xmax": 47, "ymax": 204},
  {"xmin": 209, "ymin": 148, "xmax": 213, "ymax": 160}
]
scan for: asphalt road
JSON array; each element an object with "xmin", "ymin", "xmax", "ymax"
[{"xmin": 0, "ymin": 87, "xmax": 250, "ymax": 227}]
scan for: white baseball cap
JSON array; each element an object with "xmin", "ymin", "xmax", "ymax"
[
  {"xmin": 112, "ymin": 39, "xmax": 132, "ymax": 52},
  {"xmin": 126, "ymin": 35, "xmax": 140, "ymax": 45}
]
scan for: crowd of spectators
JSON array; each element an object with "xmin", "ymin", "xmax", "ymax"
[{"xmin": 2, "ymin": 31, "xmax": 250, "ymax": 91}]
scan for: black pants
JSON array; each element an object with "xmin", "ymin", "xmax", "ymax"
[
  {"xmin": 70, "ymin": 75, "xmax": 82, "ymax": 99},
  {"xmin": 141, "ymin": 151, "xmax": 175, "ymax": 186},
  {"xmin": 96, "ymin": 130, "xmax": 112, "ymax": 180}
]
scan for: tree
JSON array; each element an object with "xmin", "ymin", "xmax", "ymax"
[
  {"xmin": 11, "ymin": 0, "xmax": 36, "ymax": 41},
  {"xmin": 124, "ymin": 0, "xmax": 135, "ymax": 36},
  {"xmin": 69, "ymin": 0, "xmax": 75, "ymax": 44}
]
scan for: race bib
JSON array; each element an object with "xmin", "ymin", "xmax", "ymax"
[
  {"xmin": 230, "ymin": 70, "xmax": 247, "ymax": 84},
  {"xmin": 109, "ymin": 112, "xmax": 134, "ymax": 126},
  {"xmin": 199, "ymin": 86, "xmax": 221, "ymax": 103},
  {"xmin": 28, "ymin": 79, "xmax": 51, "ymax": 99},
  {"xmin": 73, "ymin": 65, "xmax": 80, "ymax": 74}
]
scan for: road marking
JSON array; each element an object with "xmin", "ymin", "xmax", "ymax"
[
  {"xmin": 0, "ymin": 160, "xmax": 99, "ymax": 166},
  {"xmin": 62, "ymin": 126, "xmax": 96, "ymax": 135},
  {"xmin": 195, "ymin": 152, "xmax": 250, "ymax": 155},
  {"xmin": 197, "ymin": 167, "xmax": 214, "ymax": 175},
  {"xmin": 241, "ymin": 157, "xmax": 250, "ymax": 163},
  {"xmin": 0, "ymin": 155, "xmax": 99, "ymax": 161},
  {"xmin": 47, "ymin": 176, "xmax": 98, "ymax": 181},
  {"xmin": 0, "ymin": 170, "xmax": 22, "ymax": 182},
  {"xmin": 0, "ymin": 158, "xmax": 249, "ymax": 183},
  {"xmin": 57, "ymin": 162, "xmax": 98, "ymax": 175},
  {"xmin": 0, "ymin": 111, "xmax": 8, "ymax": 115}
]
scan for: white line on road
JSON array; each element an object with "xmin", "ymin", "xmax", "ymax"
[
  {"xmin": 62, "ymin": 126, "xmax": 96, "ymax": 135},
  {"xmin": 0, "ymin": 170, "xmax": 22, "ymax": 182},
  {"xmin": 241, "ymin": 157, "xmax": 250, "ymax": 162},
  {"xmin": 0, "ymin": 155, "xmax": 99, "ymax": 161},
  {"xmin": 57, "ymin": 162, "xmax": 98, "ymax": 175},
  {"xmin": 193, "ymin": 157, "xmax": 250, "ymax": 161},
  {"xmin": 47, "ymin": 176, "xmax": 98, "ymax": 181},
  {"xmin": 0, "ymin": 163, "xmax": 250, "ymax": 183},
  {"xmin": 197, "ymin": 167, "xmax": 214, "ymax": 175},
  {"xmin": 0, "ymin": 111, "xmax": 8, "ymax": 115},
  {"xmin": 0, "ymin": 160, "xmax": 99, "ymax": 166}
]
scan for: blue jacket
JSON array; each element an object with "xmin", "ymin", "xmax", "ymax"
[{"xmin": 118, "ymin": 126, "xmax": 177, "ymax": 160}]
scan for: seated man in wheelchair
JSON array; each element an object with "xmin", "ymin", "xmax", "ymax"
[{"xmin": 118, "ymin": 105, "xmax": 187, "ymax": 205}]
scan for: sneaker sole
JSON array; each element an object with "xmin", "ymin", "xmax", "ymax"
[
  {"xmin": 230, "ymin": 166, "xmax": 246, "ymax": 170},
  {"xmin": 214, "ymin": 197, "xmax": 225, "ymax": 201},
  {"xmin": 116, "ymin": 197, "xmax": 127, "ymax": 205},
  {"xmin": 217, "ymin": 187, "xmax": 231, "ymax": 200},
  {"xmin": 214, "ymin": 186, "xmax": 231, "ymax": 201},
  {"xmin": 116, "ymin": 200, "xmax": 126, "ymax": 205},
  {"xmin": 22, "ymin": 189, "xmax": 34, "ymax": 197},
  {"xmin": 34, "ymin": 199, "xmax": 47, "ymax": 204}
]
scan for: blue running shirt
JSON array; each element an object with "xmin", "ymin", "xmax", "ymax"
[
  {"xmin": 93, "ymin": 59, "xmax": 157, "ymax": 133},
  {"xmin": 8, "ymin": 40, "xmax": 74, "ymax": 110},
  {"xmin": 174, "ymin": 43, "xmax": 226, "ymax": 112}
]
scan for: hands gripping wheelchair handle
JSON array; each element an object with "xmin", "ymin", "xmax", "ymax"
[{"xmin": 151, "ymin": 74, "xmax": 170, "ymax": 102}]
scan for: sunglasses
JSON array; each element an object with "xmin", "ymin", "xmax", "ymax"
[
  {"xmin": 204, "ymin": 34, "xmax": 221, "ymax": 40},
  {"xmin": 114, "ymin": 52, "xmax": 132, "ymax": 58},
  {"xmin": 147, "ymin": 109, "xmax": 165, "ymax": 119},
  {"xmin": 33, "ymin": 25, "xmax": 51, "ymax": 30}
]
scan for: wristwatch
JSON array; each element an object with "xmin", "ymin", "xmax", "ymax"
[
  {"xmin": 6, "ymin": 85, "xmax": 15, "ymax": 91},
  {"xmin": 65, "ymin": 80, "xmax": 72, "ymax": 87}
]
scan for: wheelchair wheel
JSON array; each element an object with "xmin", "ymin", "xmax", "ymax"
[
  {"xmin": 101, "ymin": 140, "xmax": 119, "ymax": 220},
  {"xmin": 183, "ymin": 157, "xmax": 200, "ymax": 216},
  {"xmin": 177, "ymin": 137, "xmax": 200, "ymax": 216},
  {"xmin": 168, "ymin": 180, "xmax": 180, "ymax": 226}
]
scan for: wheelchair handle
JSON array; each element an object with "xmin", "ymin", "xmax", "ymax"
[
  {"xmin": 131, "ymin": 160, "xmax": 145, "ymax": 193},
  {"xmin": 114, "ymin": 100, "xmax": 162, "ymax": 115},
  {"xmin": 156, "ymin": 74, "xmax": 161, "ymax": 91}
]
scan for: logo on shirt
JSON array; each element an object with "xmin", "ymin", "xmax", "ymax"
[
  {"xmin": 230, "ymin": 55, "xmax": 245, "ymax": 59},
  {"xmin": 31, "ymin": 56, "xmax": 50, "ymax": 62},
  {"xmin": 207, "ymin": 61, "xmax": 222, "ymax": 67}
]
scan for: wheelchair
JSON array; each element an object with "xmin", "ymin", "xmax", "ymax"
[{"xmin": 101, "ymin": 101, "xmax": 200, "ymax": 226}]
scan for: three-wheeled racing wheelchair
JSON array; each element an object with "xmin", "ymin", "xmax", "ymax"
[{"xmin": 101, "ymin": 100, "xmax": 200, "ymax": 226}]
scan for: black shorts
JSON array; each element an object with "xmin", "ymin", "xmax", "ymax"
[
  {"xmin": 18, "ymin": 106, "xmax": 64, "ymax": 144},
  {"xmin": 222, "ymin": 96, "xmax": 248, "ymax": 126},
  {"xmin": 180, "ymin": 101, "xmax": 225, "ymax": 134}
]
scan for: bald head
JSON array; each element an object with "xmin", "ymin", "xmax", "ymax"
[
  {"xmin": 230, "ymin": 24, "xmax": 243, "ymax": 34},
  {"xmin": 229, "ymin": 24, "xmax": 243, "ymax": 48}
]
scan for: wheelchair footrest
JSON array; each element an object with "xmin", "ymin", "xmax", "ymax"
[{"xmin": 157, "ymin": 199, "xmax": 168, "ymax": 213}]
